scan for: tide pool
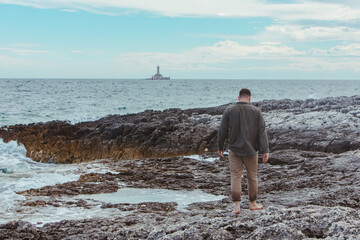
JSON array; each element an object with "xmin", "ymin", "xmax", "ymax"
[{"xmin": 77, "ymin": 187, "xmax": 225, "ymax": 209}]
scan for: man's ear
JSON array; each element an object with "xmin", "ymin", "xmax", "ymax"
[{"xmin": 238, "ymin": 96, "xmax": 241, "ymax": 101}]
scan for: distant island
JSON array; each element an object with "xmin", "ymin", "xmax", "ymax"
[{"xmin": 146, "ymin": 65, "xmax": 170, "ymax": 80}]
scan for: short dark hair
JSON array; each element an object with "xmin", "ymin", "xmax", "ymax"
[{"xmin": 239, "ymin": 88, "xmax": 251, "ymax": 97}]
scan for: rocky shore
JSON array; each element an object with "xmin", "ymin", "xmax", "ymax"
[
  {"xmin": 1, "ymin": 96, "xmax": 359, "ymax": 164},
  {"xmin": 0, "ymin": 95, "xmax": 359, "ymax": 239}
]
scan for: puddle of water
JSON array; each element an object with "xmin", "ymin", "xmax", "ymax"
[
  {"xmin": 0, "ymin": 188, "xmax": 225, "ymax": 227},
  {"xmin": 0, "ymin": 201, "xmax": 124, "ymax": 227},
  {"xmin": 186, "ymin": 155, "xmax": 219, "ymax": 162},
  {"xmin": 76, "ymin": 187, "xmax": 225, "ymax": 209}
]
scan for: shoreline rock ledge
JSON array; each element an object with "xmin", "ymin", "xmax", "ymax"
[{"xmin": 0, "ymin": 95, "xmax": 359, "ymax": 164}]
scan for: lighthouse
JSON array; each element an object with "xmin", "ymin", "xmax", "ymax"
[{"xmin": 146, "ymin": 65, "xmax": 170, "ymax": 80}]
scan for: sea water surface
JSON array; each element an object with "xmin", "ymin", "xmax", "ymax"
[
  {"xmin": 1, "ymin": 79, "xmax": 359, "ymax": 224},
  {"xmin": 1, "ymin": 79, "xmax": 359, "ymax": 127}
]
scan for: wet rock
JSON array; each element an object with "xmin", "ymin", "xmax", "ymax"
[
  {"xmin": 24, "ymin": 200, "xmax": 47, "ymax": 207},
  {"xmin": 0, "ymin": 220, "xmax": 46, "ymax": 240},
  {"xmin": 0, "ymin": 109, "xmax": 218, "ymax": 163},
  {"xmin": 23, "ymin": 199, "xmax": 93, "ymax": 209},
  {"xmin": 3, "ymin": 148, "xmax": 357, "ymax": 239},
  {"xmin": 18, "ymin": 173, "xmax": 119, "ymax": 196},
  {"xmin": 77, "ymin": 172, "xmax": 116, "ymax": 182},
  {"xmin": 0, "ymin": 150, "xmax": 359, "ymax": 239},
  {"xmin": 102, "ymin": 202, "xmax": 178, "ymax": 213},
  {"xmin": 105, "ymin": 154, "xmax": 229, "ymax": 195}
]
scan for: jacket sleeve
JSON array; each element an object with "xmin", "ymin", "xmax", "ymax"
[
  {"xmin": 258, "ymin": 111, "xmax": 269, "ymax": 154},
  {"xmin": 218, "ymin": 110, "xmax": 229, "ymax": 151}
]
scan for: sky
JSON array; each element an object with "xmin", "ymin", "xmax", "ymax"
[{"xmin": 0, "ymin": 0, "xmax": 360, "ymax": 79}]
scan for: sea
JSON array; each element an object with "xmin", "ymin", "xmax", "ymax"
[{"xmin": 1, "ymin": 78, "xmax": 359, "ymax": 225}]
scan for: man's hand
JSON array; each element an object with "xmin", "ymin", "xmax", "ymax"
[
  {"xmin": 218, "ymin": 151, "xmax": 224, "ymax": 157},
  {"xmin": 263, "ymin": 153, "xmax": 269, "ymax": 163}
]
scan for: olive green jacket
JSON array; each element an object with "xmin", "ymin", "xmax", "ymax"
[{"xmin": 218, "ymin": 102, "xmax": 269, "ymax": 157}]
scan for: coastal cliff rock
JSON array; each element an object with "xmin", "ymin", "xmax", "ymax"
[
  {"xmin": 0, "ymin": 108, "xmax": 222, "ymax": 163},
  {"xmin": 0, "ymin": 95, "xmax": 359, "ymax": 164}
]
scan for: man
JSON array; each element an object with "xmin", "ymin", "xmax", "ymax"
[{"xmin": 218, "ymin": 88, "xmax": 269, "ymax": 214}]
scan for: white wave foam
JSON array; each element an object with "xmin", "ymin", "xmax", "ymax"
[
  {"xmin": 0, "ymin": 139, "xmax": 81, "ymax": 212},
  {"xmin": 0, "ymin": 190, "xmax": 26, "ymax": 212},
  {"xmin": 0, "ymin": 139, "xmax": 120, "ymax": 214},
  {"xmin": 0, "ymin": 139, "xmax": 29, "ymax": 171}
]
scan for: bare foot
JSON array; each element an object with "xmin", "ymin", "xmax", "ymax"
[
  {"xmin": 250, "ymin": 202, "xmax": 263, "ymax": 210},
  {"xmin": 233, "ymin": 201, "xmax": 241, "ymax": 214},
  {"xmin": 232, "ymin": 209, "xmax": 241, "ymax": 214}
]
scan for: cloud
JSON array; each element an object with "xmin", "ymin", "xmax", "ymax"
[
  {"xmin": 71, "ymin": 50, "xmax": 84, "ymax": 54},
  {"xmin": 114, "ymin": 40, "xmax": 360, "ymax": 75},
  {"xmin": 0, "ymin": 47, "xmax": 48, "ymax": 55},
  {"xmin": 227, "ymin": 56, "xmax": 360, "ymax": 74},
  {"xmin": 9, "ymin": 43, "xmax": 39, "ymax": 48},
  {"xmin": 0, "ymin": 52, "xmax": 34, "ymax": 67},
  {"xmin": 284, "ymin": 56, "xmax": 360, "ymax": 73},
  {"xmin": 60, "ymin": 9, "xmax": 77, "ymax": 13},
  {"xmin": 1, "ymin": 0, "xmax": 360, "ymax": 21},
  {"xmin": 115, "ymin": 40, "xmax": 304, "ymax": 72},
  {"xmin": 265, "ymin": 25, "xmax": 360, "ymax": 41},
  {"xmin": 196, "ymin": 40, "xmax": 303, "ymax": 59},
  {"xmin": 311, "ymin": 43, "xmax": 360, "ymax": 56},
  {"xmin": 12, "ymin": 49, "xmax": 48, "ymax": 55}
]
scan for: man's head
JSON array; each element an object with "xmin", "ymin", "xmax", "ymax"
[{"xmin": 238, "ymin": 88, "xmax": 251, "ymax": 103}]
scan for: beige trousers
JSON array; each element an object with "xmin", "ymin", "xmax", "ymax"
[{"xmin": 229, "ymin": 152, "xmax": 258, "ymax": 202}]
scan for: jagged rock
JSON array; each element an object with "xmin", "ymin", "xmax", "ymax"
[{"xmin": 0, "ymin": 109, "xmax": 220, "ymax": 163}]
